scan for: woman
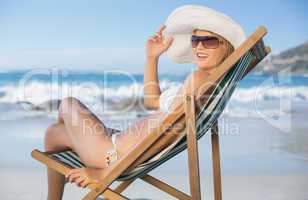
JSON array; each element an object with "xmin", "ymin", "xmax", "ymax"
[{"xmin": 44, "ymin": 5, "xmax": 245, "ymax": 200}]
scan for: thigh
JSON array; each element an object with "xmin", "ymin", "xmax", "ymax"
[
  {"xmin": 59, "ymin": 97, "xmax": 114, "ymax": 168},
  {"xmin": 115, "ymin": 111, "xmax": 165, "ymax": 155}
]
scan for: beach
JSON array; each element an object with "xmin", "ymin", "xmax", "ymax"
[
  {"xmin": 1, "ymin": 113, "xmax": 307, "ymax": 199},
  {"xmin": 1, "ymin": 168, "xmax": 307, "ymax": 200},
  {"xmin": 0, "ymin": 71, "xmax": 308, "ymax": 199}
]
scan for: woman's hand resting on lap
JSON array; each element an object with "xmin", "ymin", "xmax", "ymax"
[
  {"xmin": 66, "ymin": 167, "xmax": 104, "ymax": 188},
  {"xmin": 146, "ymin": 25, "xmax": 173, "ymax": 59}
]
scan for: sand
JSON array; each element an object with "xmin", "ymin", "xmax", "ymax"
[{"xmin": 0, "ymin": 167, "xmax": 307, "ymax": 200}]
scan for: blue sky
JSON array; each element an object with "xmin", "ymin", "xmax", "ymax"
[{"xmin": 0, "ymin": 0, "xmax": 307, "ymax": 73}]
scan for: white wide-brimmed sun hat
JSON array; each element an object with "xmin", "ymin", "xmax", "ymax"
[{"xmin": 162, "ymin": 4, "xmax": 246, "ymax": 63}]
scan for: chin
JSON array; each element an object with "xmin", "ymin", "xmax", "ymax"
[{"xmin": 196, "ymin": 61, "xmax": 216, "ymax": 70}]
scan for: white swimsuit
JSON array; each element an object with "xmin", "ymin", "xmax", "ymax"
[
  {"xmin": 159, "ymin": 84, "xmax": 183, "ymax": 112},
  {"xmin": 105, "ymin": 127, "xmax": 121, "ymax": 166}
]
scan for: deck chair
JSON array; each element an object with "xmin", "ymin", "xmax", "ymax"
[{"xmin": 31, "ymin": 26, "xmax": 271, "ymax": 200}]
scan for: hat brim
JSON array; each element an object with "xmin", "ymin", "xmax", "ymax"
[{"xmin": 162, "ymin": 5, "xmax": 246, "ymax": 64}]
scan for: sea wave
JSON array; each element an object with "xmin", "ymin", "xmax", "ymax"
[
  {"xmin": 0, "ymin": 80, "xmax": 181, "ymax": 105},
  {"xmin": 0, "ymin": 80, "xmax": 307, "ymax": 104},
  {"xmin": 231, "ymin": 86, "xmax": 308, "ymax": 102},
  {"xmin": 0, "ymin": 80, "xmax": 307, "ymax": 120}
]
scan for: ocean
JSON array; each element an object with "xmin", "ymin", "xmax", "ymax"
[{"xmin": 1, "ymin": 69, "xmax": 308, "ymax": 120}]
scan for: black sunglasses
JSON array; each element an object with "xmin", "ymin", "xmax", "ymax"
[{"xmin": 191, "ymin": 35, "xmax": 223, "ymax": 49}]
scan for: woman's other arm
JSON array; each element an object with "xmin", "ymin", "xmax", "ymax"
[{"xmin": 144, "ymin": 25, "xmax": 173, "ymax": 109}]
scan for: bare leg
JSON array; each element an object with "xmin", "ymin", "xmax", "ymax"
[
  {"xmin": 58, "ymin": 97, "xmax": 114, "ymax": 168},
  {"xmin": 45, "ymin": 97, "xmax": 164, "ymax": 190},
  {"xmin": 43, "ymin": 96, "xmax": 117, "ymax": 198},
  {"xmin": 44, "ymin": 122, "xmax": 72, "ymax": 200}
]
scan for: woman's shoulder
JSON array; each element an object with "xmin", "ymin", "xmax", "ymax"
[
  {"xmin": 183, "ymin": 70, "xmax": 209, "ymax": 93},
  {"xmin": 185, "ymin": 70, "xmax": 209, "ymax": 84}
]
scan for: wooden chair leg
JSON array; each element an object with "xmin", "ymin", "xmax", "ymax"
[
  {"xmin": 103, "ymin": 188, "xmax": 129, "ymax": 200},
  {"xmin": 114, "ymin": 179, "xmax": 135, "ymax": 193},
  {"xmin": 211, "ymin": 122, "xmax": 222, "ymax": 200},
  {"xmin": 185, "ymin": 94, "xmax": 202, "ymax": 200},
  {"xmin": 140, "ymin": 174, "xmax": 191, "ymax": 200}
]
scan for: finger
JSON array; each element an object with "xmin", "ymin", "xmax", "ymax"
[
  {"xmin": 157, "ymin": 25, "xmax": 166, "ymax": 35},
  {"xmin": 69, "ymin": 173, "xmax": 80, "ymax": 183},
  {"xmin": 155, "ymin": 33, "xmax": 162, "ymax": 39},
  {"xmin": 155, "ymin": 25, "xmax": 166, "ymax": 40},
  {"xmin": 152, "ymin": 34, "xmax": 159, "ymax": 39},
  {"xmin": 150, "ymin": 36, "xmax": 157, "ymax": 42},
  {"xmin": 154, "ymin": 33, "xmax": 161, "ymax": 38},
  {"xmin": 75, "ymin": 176, "xmax": 85, "ymax": 187},
  {"xmin": 147, "ymin": 37, "xmax": 154, "ymax": 43},
  {"xmin": 80, "ymin": 179, "xmax": 90, "ymax": 188},
  {"xmin": 68, "ymin": 172, "xmax": 81, "ymax": 183},
  {"xmin": 66, "ymin": 169, "xmax": 79, "ymax": 179}
]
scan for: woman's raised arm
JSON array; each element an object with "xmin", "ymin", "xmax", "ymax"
[
  {"xmin": 143, "ymin": 25, "xmax": 173, "ymax": 109},
  {"xmin": 144, "ymin": 57, "xmax": 161, "ymax": 109}
]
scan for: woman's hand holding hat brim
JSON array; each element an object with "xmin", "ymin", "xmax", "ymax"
[{"xmin": 146, "ymin": 25, "xmax": 174, "ymax": 59}]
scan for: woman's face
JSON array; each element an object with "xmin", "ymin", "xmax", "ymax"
[{"xmin": 191, "ymin": 29, "xmax": 229, "ymax": 70}]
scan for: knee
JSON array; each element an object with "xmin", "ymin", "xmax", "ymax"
[{"xmin": 58, "ymin": 97, "xmax": 81, "ymax": 117}]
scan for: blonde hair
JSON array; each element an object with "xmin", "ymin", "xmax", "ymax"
[
  {"xmin": 221, "ymin": 37, "xmax": 234, "ymax": 61},
  {"xmin": 212, "ymin": 32, "xmax": 234, "ymax": 61}
]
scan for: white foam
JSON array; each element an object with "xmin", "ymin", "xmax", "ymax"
[
  {"xmin": 231, "ymin": 86, "xmax": 308, "ymax": 102},
  {"xmin": 0, "ymin": 79, "xmax": 183, "ymax": 105},
  {"xmin": 0, "ymin": 80, "xmax": 307, "ymax": 121}
]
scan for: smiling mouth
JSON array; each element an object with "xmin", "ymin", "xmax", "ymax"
[{"xmin": 196, "ymin": 52, "xmax": 209, "ymax": 59}]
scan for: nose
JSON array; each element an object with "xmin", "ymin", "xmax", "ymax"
[{"xmin": 195, "ymin": 41, "xmax": 205, "ymax": 50}]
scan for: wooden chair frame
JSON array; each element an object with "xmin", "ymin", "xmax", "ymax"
[{"xmin": 31, "ymin": 26, "xmax": 271, "ymax": 200}]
